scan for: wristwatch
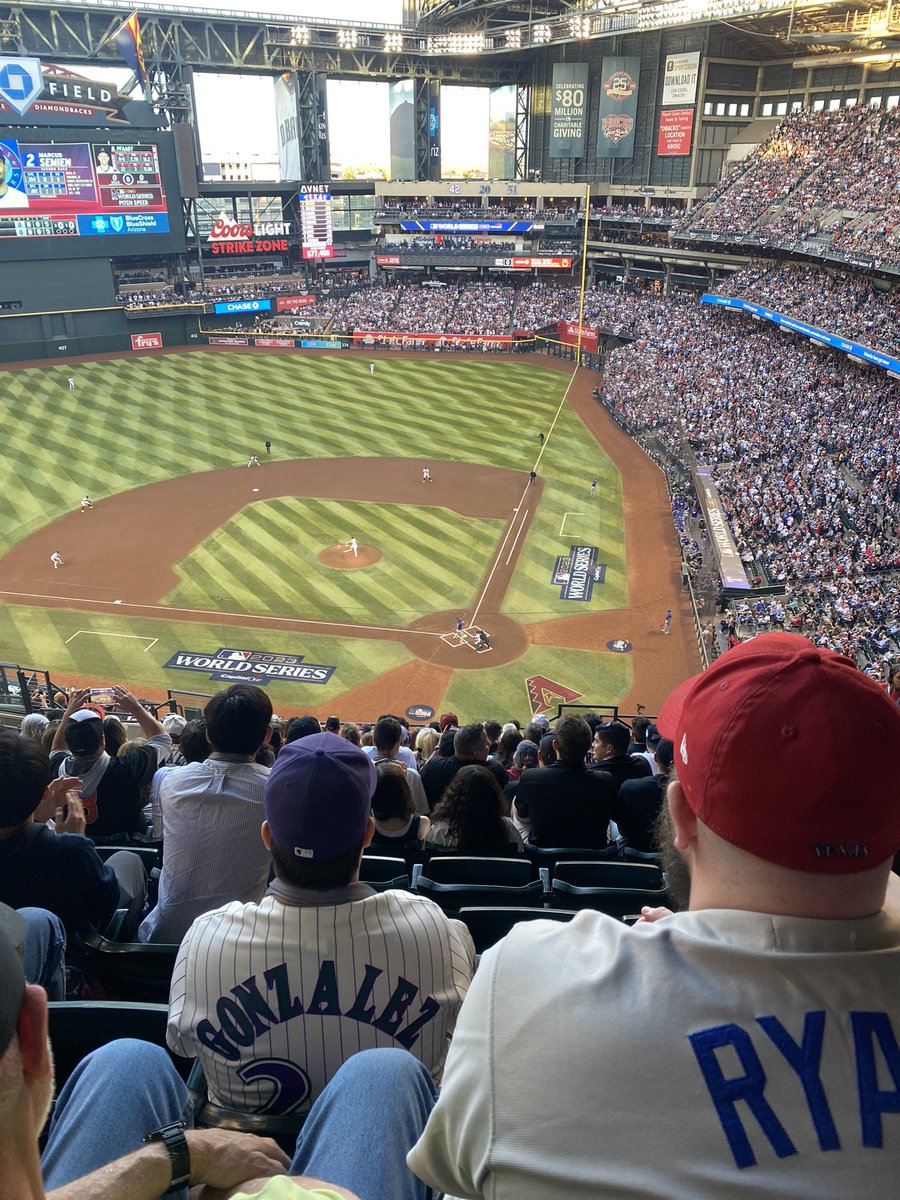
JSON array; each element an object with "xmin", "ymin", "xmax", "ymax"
[{"xmin": 144, "ymin": 1120, "xmax": 191, "ymax": 1194}]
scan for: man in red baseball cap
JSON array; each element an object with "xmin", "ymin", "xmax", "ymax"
[{"xmin": 408, "ymin": 634, "xmax": 900, "ymax": 1199}]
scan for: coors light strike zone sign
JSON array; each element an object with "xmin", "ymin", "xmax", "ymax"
[{"xmin": 206, "ymin": 211, "xmax": 290, "ymax": 255}]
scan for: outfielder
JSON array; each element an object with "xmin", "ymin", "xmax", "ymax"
[
  {"xmin": 67, "ymin": 377, "xmax": 75, "ymax": 390},
  {"xmin": 370, "ymin": 362, "xmax": 375, "ymax": 375},
  {"xmin": 167, "ymin": 732, "xmax": 474, "ymax": 1116}
]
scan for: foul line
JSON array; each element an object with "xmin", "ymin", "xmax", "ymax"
[
  {"xmin": 471, "ymin": 366, "xmax": 580, "ymax": 627},
  {"xmin": 505, "ymin": 508, "xmax": 528, "ymax": 565},
  {"xmin": 0, "ymin": 589, "xmax": 444, "ymax": 640},
  {"xmin": 559, "ymin": 511, "xmax": 584, "ymax": 537}
]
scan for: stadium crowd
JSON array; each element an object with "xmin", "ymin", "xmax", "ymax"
[
  {"xmin": 715, "ymin": 261, "xmax": 900, "ymax": 357},
  {"xmin": 679, "ymin": 106, "xmax": 900, "ymax": 267}
]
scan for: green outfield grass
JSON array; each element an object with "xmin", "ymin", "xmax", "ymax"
[
  {"xmin": 165, "ymin": 498, "xmax": 505, "ymax": 624},
  {"xmin": 0, "ymin": 351, "xmax": 633, "ymax": 716}
]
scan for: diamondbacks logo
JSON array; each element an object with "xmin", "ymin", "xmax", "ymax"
[
  {"xmin": 601, "ymin": 114, "xmax": 634, "ymax": 144},
  {"xmin": 603, "ymin": 70, "xmax": 637, "ymax": 101},
  {"xmin": 526, "ymin": 675, "xmax": 584, "ymax": 716}
]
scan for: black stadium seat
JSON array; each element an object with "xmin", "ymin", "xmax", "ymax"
[{"xmin": 457, "ymin": 906, "xmax": 578, "ymax": 953}]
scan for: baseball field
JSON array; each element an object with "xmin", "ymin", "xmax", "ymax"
[{"xmin": 0, "ymin": 348, "xmax": 697, "ymax": 719}]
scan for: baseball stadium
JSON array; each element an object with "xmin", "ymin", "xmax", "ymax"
[{"xmin": 1, "ymin": 0, "xmax": 900, "ymax": 1193}]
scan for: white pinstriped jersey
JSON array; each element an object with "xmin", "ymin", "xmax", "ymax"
[{"xmin": 167, "ymin": 889, "xmax": 475, "ymax": 1115}]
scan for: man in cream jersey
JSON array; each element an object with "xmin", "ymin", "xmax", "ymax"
[{"xmin": 408, "ymin": 633, "xmax": 900, "ymax": 1198}]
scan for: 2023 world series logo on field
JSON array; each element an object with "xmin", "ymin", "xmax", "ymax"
[{"xmin": 163, "ymin": 648, "xmax": 337, "ymax": 687}]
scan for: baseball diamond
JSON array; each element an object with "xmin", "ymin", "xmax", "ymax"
[{"xmin": 0, "ymin": 349, "xmax": 694, "ymax": 717}]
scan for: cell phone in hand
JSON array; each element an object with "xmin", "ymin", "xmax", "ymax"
[{"xmin": 90, "ymin": 687, "xmax": 116, "ymax": 706}]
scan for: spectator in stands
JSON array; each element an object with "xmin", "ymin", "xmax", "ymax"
[
  {"xmin": 49, "ymin": 687, "xmax": 171, "ymax": 843},
  {"xmin": 19, "ymin": 713, "xmax": 48, "ymax": 741},
  {"xmin": 101, "ymin": 716, "xmax": 128, "ymax": 758},
  {"xmin": 492, "ymin": 727, "xmax": 523, "ymax": 770},
  {"xmin": 285, "ymin": 715, "xmax": 322, "ymax": 742},
  {"xmin": 408, "ymin": 634, "xmax": 900, "ymax": 1197},
  {"xmin": 0, "ymin": 731, "xmax": 146, "ymax": 942},
  {"xmin": 363, "ymin": 717, "xmax": 429, "ymax": 815},
  {"xmin": 515, "ymin": 714, "xmax": 615, "ymax": 848},
  {"xmin": 884, "ymin": 665, "xmax": 900, "ymax": 706},
  {"xmin": 414, "ymin": 727, "xmax": 439, "ymax": 768},
  {"xmin": 161, "ymin": 713, "xmax": 188, "ymax": 765},
  {"xmin": 168, "ymin": 732, "xmax": 474, "ymax": 1116},
  {"xmin": 591, "ymin": 721, "xmax": 653, "ymax": 792},
  {"xmin": 138, "ymin": 684, "xmax": 273, "ymax": 944},
  {"xmin": 340, "ymin": 721, "xmax": 362, "ymax": 746},
  {"xmin": 428, "ymin": 765, "xmax": 524, "ymax": 855},
  {"xmin": 613, "ymin": 737, "xmax": 674, "ymax": 853},
  {"xmin": 420, "ymin": 723, "xmax": 509, "ymax": 810},
  {"xmin": 370, "ymin": 762, "xmax": 431, "ymax": 851},
  {"xmin": 626, "ymin": 716, "xmax": 656, "ymax": 774},
  {"xmin": 149, "ymin": 718, "xmax": 210, "ymax": 837}
]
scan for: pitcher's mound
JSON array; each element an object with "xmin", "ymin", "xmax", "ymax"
[{"xmin": 318, "ymin": 544, "xmax": 382, "ymax": 569}]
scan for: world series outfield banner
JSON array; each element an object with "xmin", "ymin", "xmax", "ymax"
[
  {"xmin": 551, "ymin": 545, "xmax": 606, "ymax": 601},
  {"xmin": 597, "ymin": 57, "xmax": 641, "ymax": 159},
  {"xmin": 163, "ymin": 648, "xmax": 337, "ymax": 687},
  {"xmin": 549, "ymin": 64, "xmax": 588, "ymax": 159}
]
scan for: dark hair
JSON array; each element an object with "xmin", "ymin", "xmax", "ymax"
[
  {"xmin": 285, "ymin": 715, "xmax": 322, "ymax": 744},
  {"xmin": 373, "ymin": 717, "xmax": 402, "ymax": 753},
  {"xmin": 372, "ymin": 763, "xmax": 415, "ymax": 823},
  {"xmin": 431, "ymin": 764, "xmax": 510, "ymax": 854},
  {"xmin": 0, "ymin": 731, "xmax": 50, "ymax": 827},
  {"xmin": 340, "ymin": 722, "xmax": 361, "ymax": 746},
  {"xmin": 630, "ymin": 716, "xmax": 651, "ymax": 744},
  {"xmin": 102, "ymin": 716, "xmax": 127, "ymax": 757},
  {"xmin": 180, "ymin": 719, "xmax": 211, "ymax": 764},
  {"xmin": 522, "ymin": 722, "xmax": 544, "ymax": 745},
  {"xmin": 483, "ymin": 719, "xmax": 502, "ymax": 748},
  {"xmin": 596, "ymin": 720, "xmax": 631, "ymax": 757},
  {"xmin": 538, "ymin": 733, "xmax": 557, "ymax": 765},
  {"xmin": 494, "ymin": 728, "xmax": 522, "ymax": 768},
  {"xmin": 553, "ymin": 714, "xmax": 591, "ymax": 762},
  {"xmin": 204, "ymin": 685, "xmax": 273, "ymax": 755},
  {"xmin": 454, "ymin": 723, "xmax": 486, "ymax": 759},
  {"xmin": 325, "ymin": 715, "xmax": 341, "ymax": 732},
  {"xmin": 270, "ymin": 837, "xmax": 364, "ymax": 890}
]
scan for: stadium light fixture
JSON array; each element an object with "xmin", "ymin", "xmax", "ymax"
[
  {"xmin": 337, "ymin": 27, "xmax": 358, "ymax": 48},
  {"xmin": 427, "ymin": 32, "xmax": 484, "ymax": 53},
  {"xmin": 505, "ymin": 27, "xmax": 522, "ymax": 48},
  {"xmin": 383, "ymin": 32, "xmax": 404, "ymax": 51},
  {"xmin": 532, "ymin": 23, "xmax": 552, "ymax": 43},
  {"xmin": 290, "ymin": 23, "xmax": 310, "ymax": 45},
  {"xmin": 569, "ymin": 15, "xmax": 593, "ymax": 36}
]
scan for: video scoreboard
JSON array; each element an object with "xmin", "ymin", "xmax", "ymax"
[
  {"xmin": 298, "ymin": 185, "xmax": 333, "ymax": 260},
  {"xmin": 0, "ymin": 137, "xmax": 170, "ymax": 240}
]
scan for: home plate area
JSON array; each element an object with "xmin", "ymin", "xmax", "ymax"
[{"xmin": 440, "ymin": 624, "xmax": 493, "ymax": 653}]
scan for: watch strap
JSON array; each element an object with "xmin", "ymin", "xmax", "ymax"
[{"xmin": 144, "ymin": 1121, "xmax": 190, "ymax": 1194}]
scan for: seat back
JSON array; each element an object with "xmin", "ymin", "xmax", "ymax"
[
  {"xmin": 412, "ymin": 865, "xmax": 548, "ymax": 914},
  {"xmin": 553, "ymin": 860, "xmax": 663, "ymax": 890},
  {"xmin": 457, "ymin": 906, "xmax": 578, "ymax": 954},
  {"xmin": 94, "ymin": 844, "xmax": 161, "ymax": 873},
  {"xmin": 79, "ymin": 933, "xmax": 180, "ymax": 1003},
  {"xmin": 549, "ymin": 881, "xmax": 669, "ymax": 919},
  {"xmin": 422, "ymin": 856, "xmax": 533, "ymax": 886},
  {"xmin": 358, "ymin": 856, "xmax": 411, "ymax": 891},
  {"xmin": 524, "ymin": 843, "xmax": 619, "ymax": 878},
  {"xmin": 47, "ymin": 1000, "xmax": 189, "ymax": 1089}
]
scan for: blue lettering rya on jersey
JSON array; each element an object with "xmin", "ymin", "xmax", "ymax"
[
  {"xmin": 690, "ymin": 1010, "xmax": 900, "ymax": 1168},
  {"xmin": 196, "ymin": 958, "xmax": 441, "ymax": 1063}
]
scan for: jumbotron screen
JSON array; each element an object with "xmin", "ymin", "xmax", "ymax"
[{"xmin": 0, "ymin": 131, "xmax": 184, "ymax": 259}]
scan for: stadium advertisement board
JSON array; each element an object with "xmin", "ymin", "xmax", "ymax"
[
  {"xmin": 208, "ymin": 336, "xmax": 249, "ymax": 346},
  {"xmin": 0, "ymin": 58, "xmax": 159, "ymax": 127},
  {"xmin": 399, "ymin": 220, "xmax": 543, "ymax": 233},
  {"xmin": 657, "ymin": 109, "xmax": 694, "ymax": 156},
  {"xmin": 163, "ymin": 648, "xmax": 337, "ymax": 687},
  {"xmin": 549, "ymin": 64, "xmax": 589, "ymax": 159},
  {"xmin": 551, "ymin": 545, "xmax": 605, "ymax": 601},
  {"xmin": 661, "ymin": 53, "xmax": 701, "ymax": 105},
  {"xmin": 693, "ymin": 465, "xmax": 750, "ymax": 590},
  {"xmin": 495, "ymin": 256, "xmax": 572, "ymax": 270},
  {"xmin": 597, "ymin": 57, "xmax": 641, "ymax": 159},
  {"xmin": 255, "ymin": 337, "xmax": 294, "ymax": 347},
  {"xmin": 557, "ymin": 319, "xmax": 599, "ymax": 353},
  {"xmin": 214, "ymin": 299, "xmax": 271, "ymax": 314},
  {"xmin": 130, "ymin": 332, "xmax": 162, "ymax": 350},
  {"xmin": 206, "ymin": 212, "xmax": 291, "ymax": 256},
  {"xmin": 276, "ymin": 295, "xmax": 316, "ymax": 311},
  {"xmin": 702, "ymin": 295, "xmax": 900, "ymax": 376}
]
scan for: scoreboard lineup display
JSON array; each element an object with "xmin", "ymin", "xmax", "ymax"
[
  {"xmin": 0, "ymin": 137, "xmax": 170, "ymax": 239},
  {"xmin": 298, "ymin": 185, "xmax": 333, "ymax": 260}
]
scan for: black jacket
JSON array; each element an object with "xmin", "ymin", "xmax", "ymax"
[
  {"xmin": 590, "ymin": 753, "xmax": 652, "ymax": 795},
  {"xmin": 420, "ymin": 755, "xmax": 509, "ymax": 811},
  {"xmin": 614, "ymin": 774, "xmax": 668, "ymax": 853},
  {"xmin": 516, "ymin": 761, "xmax": 616, "ymax": 849}
]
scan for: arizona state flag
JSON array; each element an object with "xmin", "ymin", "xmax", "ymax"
[{"xmin": 113, "ymin": 12, "xmax": 148, "ymax": 88}]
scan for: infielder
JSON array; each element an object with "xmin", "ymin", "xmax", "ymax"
[
  {"xmin": 50, "ymin": 552, "xmax": 63, "ymax": 569},
  {"xmin": 247, "ymin": 455, "xmax": 260, "ymax": 468},
  {"xmin": 661, "ymin": 608, "xmax": 672, "ymax": 635},
  {"xmin": 349, "ymin": 536, "xmax": 358, "ymax": 557},
  {"xmin": 80, "ymin": 495, "xmax": 93, "ymax": 512},
  {"xmin": 422, "ymin": 467, "xmax": 432, "ymax": 483},
  {"xmin": 167, "ymin": 732, "xmax": 474, "ymax": 1116}
]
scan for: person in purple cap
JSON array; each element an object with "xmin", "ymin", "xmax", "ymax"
[{"xmin": 168, "ymin": 731, "xmax": 474, "ymax": 1118}]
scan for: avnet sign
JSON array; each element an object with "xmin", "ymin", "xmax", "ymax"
[{"xmin": 163, "ymin": 648, "xmax": 336, "ymax": 687}]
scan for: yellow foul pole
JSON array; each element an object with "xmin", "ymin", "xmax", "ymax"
[{"xmin": 575, "ymin": 181, "xmax": 591, "ymax": 366}]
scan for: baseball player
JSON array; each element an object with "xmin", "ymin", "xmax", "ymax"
[
  {"xmin": 538, "ymin": 432, "xmax": 544, "ymax": 446},
  {"xmin": 349, "ymin": 536, "xmax": 358, "ymax": 558},
  {"xmin": 529, "ymin": 470, "xmax": 537, "ymax": 486},
  {"xmin": 422, "ymin": 466, "xmax": 431, "ymax": 483},
  {"xmin": 247, "ymin": 455, "xmax": 260, "ymax": 468},
  {"xmin": 661, "ymin": 608, "xmax": 672, "ymax": 634},
  {"xmin": 167, "ymin": 733, "xmax": 474, "ymax": 1116},
  {"xmin": 67, "ymin": 377, "xmax": 75, "ymax": 390},
  {"xmin": 50, "ymin": 551, "xmax": 63, "ymax": 569},
  {"xmin": 80, "ymin": 495, "xmax": 93, "ymax": 512},
  {"xmin": 456, "ymin": 618, "xmax": 465, "ymax": 640},
  {"xmin": 265, "ymin": 440, "xmax": 271, "ymax": 455},
  {"xmin": 369, "ymin": 362, "xmax": 375, "ymax": 376},
  {"xmin": 590, "ymin": 479, "xmax": 597, "ymax": 498}
]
